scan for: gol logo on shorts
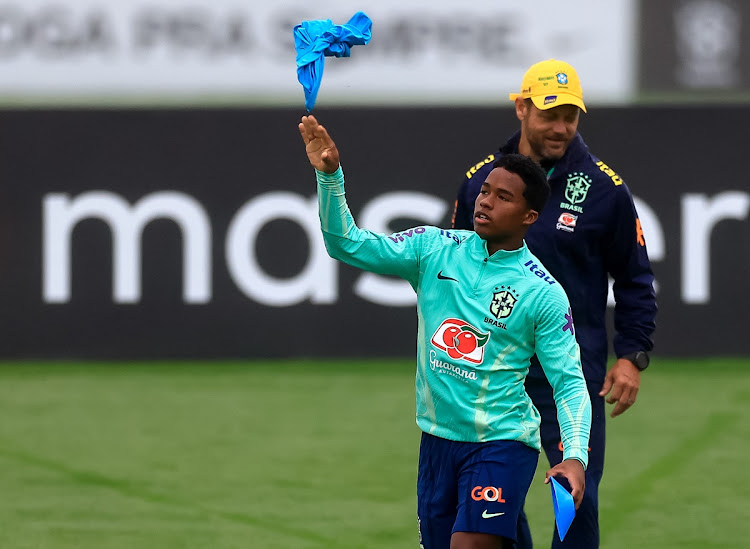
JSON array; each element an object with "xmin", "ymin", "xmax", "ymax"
[{"xmin": 471, "ymin": 486, "xmax": 506, "ymax": 502}]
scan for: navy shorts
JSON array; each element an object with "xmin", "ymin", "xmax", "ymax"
[{"xmin": 417, "ymin": 432, "xmax": 538, "ymax": 549}]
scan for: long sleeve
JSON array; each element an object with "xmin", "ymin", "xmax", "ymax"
[
  {"xmin": 534, "ymin": 286, "xmax": 592, "ymax": 468},
  {"xmin": 605, "ymin": 186, "xmax": 657, "ymax": 357},
  {"xmin": 316, "ymin": 166, "xmax": 422, "ymax": 287}
]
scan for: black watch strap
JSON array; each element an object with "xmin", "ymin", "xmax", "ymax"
[{"xmin": 622, "ymin": 351, "xmax": 650, "ymax": 371}]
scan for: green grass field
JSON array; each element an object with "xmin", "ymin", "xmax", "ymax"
[{"xmin": 0, "ymin": 358, "xmax": 748, "ymax": 548}]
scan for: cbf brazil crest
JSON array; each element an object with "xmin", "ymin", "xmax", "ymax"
[
  {"xmin": 560, "ymin": 172, "xmax": 593, "ymax": 214},
  {"xmin": 490, "ymin": 288, "xmax": 518, "ymax": 319},
  {"xmin": 564, "ymin": 172, "xmax": 592, "ymax": 205}
]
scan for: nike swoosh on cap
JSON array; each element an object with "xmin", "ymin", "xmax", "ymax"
[
  {"xmin": 481, "ymin": 510, "xmax": 505, "ymax": 519},
  {"xmin": 437, "ymin": 271, "xmax": 458, "ymax": 282}
]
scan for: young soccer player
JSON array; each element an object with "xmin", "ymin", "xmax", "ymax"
[
  {"xmin": 299, "ymin": 114, "xmax": 591, "ymax": 549},
  {"xmin": 452, "ymin": 59, "xmax": 657, "ymax": 548}
]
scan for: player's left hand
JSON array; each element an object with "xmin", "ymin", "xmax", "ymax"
[
  {"xmin": 545, "ymin": 459, "xmax": 585, "ymax": 509},
  {"xmin": 599, "ymin": 358, "xmax": 641, "ymax": 418}
]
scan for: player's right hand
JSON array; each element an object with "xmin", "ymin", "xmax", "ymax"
[{"xmin": 299, "ymin": 115, "xmax": 340, "ymax": 174}]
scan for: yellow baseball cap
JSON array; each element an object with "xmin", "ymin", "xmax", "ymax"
[{"xmin": 509, "ymin": 59, "xmax": 587, "ymax": 113}]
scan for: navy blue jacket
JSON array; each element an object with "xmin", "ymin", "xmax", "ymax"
[{"xmin": 452, "ymin": 131, "xmax": 656, "ymax": 383}]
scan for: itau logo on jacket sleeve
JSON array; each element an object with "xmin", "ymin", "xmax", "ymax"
[{"xmin": 431, "ymin": 318, "xmax": 490, "ymax": 363}]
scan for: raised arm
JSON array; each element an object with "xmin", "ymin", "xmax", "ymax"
[
  {"xmin": 299, "ymin": 115, "xmax": 340, "ymax": 174},
  {"xmin": 297, "ymin": 114, "xmax": 427, "ymax": 286}
]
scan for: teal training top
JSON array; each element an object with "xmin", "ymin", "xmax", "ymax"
[{"xmin": 317, "ymin": 167, "xmax": 591, "ymax": 468}]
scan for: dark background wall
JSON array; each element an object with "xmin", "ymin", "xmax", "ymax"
[
  {"xmin": 639, "ymin": 0, "xmax": 750, "ymax": 97},
  {"xmin": 0, "ymin": 106, "xmax": 747, "ymax": 358}
]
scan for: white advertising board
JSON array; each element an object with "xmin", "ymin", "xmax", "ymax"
[{"xmin": 0, "ymin": 0, "xmax": 637, "ymax": 105}]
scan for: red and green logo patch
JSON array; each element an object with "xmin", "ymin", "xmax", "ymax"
[{"xmin": 431, "ymin": 318, "xmax": 490, "ymax": 364}]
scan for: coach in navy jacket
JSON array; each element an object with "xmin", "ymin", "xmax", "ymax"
[{"xmin": 452, "ymin": 59, "xmax": 657, "ymax": 549}]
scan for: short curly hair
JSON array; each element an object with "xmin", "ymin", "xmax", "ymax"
[{"xmin": 492, "ymin": 154, "xmax": 550, "ymax": 213}]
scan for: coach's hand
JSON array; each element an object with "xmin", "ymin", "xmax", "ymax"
[
  {"xmin": 546, "ymin": 459, "xmax": 585, "ymax": 509},
  {"xmin": 299, "ymin": 115, "xmax": 340, "ymax": 174},
  {"xmin": 599, "ymin": 358, "xmax": 641, "ymax": 418}
]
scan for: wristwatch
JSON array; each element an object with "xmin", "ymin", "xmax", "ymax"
[{"xmin": 622, "ymin": 351, "xmax": 650, "ymax": 371}]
